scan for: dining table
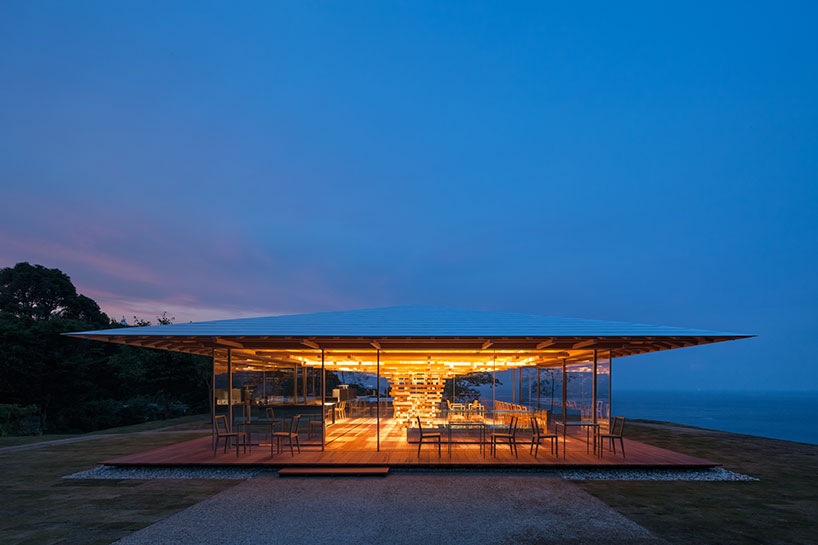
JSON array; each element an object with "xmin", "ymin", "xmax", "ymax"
[{"xmin": 554, "ymin": 421, "xmax": 600, "ymax": 458}]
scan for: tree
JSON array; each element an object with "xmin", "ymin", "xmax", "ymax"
[
  {"xmin": 442, "ymin": 372, "xmax": 500, "ymax": 402},
  {"xmin": 114, "ymin": 313, "xmax": 211, "ymax": 419},
  {"xmin": 0, "ymin": 263, "xmax": 114, "ymax": 431}
]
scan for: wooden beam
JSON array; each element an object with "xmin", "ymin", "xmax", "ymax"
[
  {"xmin": 214, "ymin": 338, "xmax": 244, "ymax": 349},
  {"xmin": 535, "ymin": 339, "xmax": 554, "ymax": 349},
  {"xmin": 370, "ymin": 340, "xmax": 381, "ymax": 350},
  {"xmin": 572, "ymin": 339, "xmax": 596, "ymax": 349},
  {"xmin": 301, "ymin": 339, "xmax": 321, "ymax": 349},
  {"xmin": 481, "ymin": 340, "xmax": 493, "ymax": 350}
]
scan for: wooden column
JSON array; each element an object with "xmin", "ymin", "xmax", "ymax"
[{"xmin": 321, "ymin": 350, "xmax": 325, "ymax": 451}]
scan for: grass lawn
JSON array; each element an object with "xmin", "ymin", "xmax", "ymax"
[
  {"xmin": 0, "ymin": 435, "xmax": 76, "ymax": 448},
  {"xmin": 0, "ymin": 415, "xmax": 238, "ymax": 545},
  {"xmin": 1, "ymin": 416, "xmax": 816, "ymax": 544},
  {"xmin": 575, "ymin": 420, "xmax": 818, "ymax": 545}
]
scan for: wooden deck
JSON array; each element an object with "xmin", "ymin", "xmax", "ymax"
[{"xmin": 105, "ymin": 418, "xmax": 719, "ymax": 469}]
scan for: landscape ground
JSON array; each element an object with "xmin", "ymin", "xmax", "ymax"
[{"xmin": 0, "ymin": 415, "xmax": 815, "ymax": 545}]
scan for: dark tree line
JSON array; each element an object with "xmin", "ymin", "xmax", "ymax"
[{"xmin": 0, "ymin": 262, "xmax": 211, "ymax": 434}]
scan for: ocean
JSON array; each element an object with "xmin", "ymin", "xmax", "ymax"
[{"xmin": 614, "ymin": 390, "xmax": 818, "ymax": 445}]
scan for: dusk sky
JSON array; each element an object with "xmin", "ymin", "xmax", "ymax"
[{"xmin": 1, "ymin": 2, "xmax": 816, "ymax": 392}]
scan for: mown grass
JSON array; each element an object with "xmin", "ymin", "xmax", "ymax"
[
  {"xmin": 0, "ymin": 415, "xmax": 237, "ymax": 545},
  {"xmin": 0, "ymin": 435, "xmax": 75, "ymax": 448},
  {"xmin": 575, "ymin": 420, "xmax": 818, "ymax": 545}
]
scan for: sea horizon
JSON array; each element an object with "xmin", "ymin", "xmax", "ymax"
[{"xmin": 614, "ymin": 390, "xmax": 818, "ymax": 445}]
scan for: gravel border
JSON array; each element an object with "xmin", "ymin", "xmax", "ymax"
[{"xmin": 64, "ymin": 465, "xmax": 757, "ymax": 481}]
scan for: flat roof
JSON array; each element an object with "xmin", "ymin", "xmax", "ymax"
[{"xmin": 66, "ymin": 305, "xmax": 751, "ymax": 362}]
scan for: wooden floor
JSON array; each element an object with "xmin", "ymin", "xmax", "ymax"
[{"xmin": 105, "ymin": 417, "xmax": 719, "ymax": 469}]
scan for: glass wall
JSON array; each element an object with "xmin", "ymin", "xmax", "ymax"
[
  {"xmin": 595, "ymin": 351, "xmax": 611, "ymax": 431},
  {"xmin": 564, "ymin": 360, "xmax": 594, "ymax": 423}
]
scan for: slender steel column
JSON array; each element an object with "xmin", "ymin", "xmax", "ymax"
[
  {"xmin": 536, "ymin": 367, "xmax": 540, "ymax": 411},
  {"xmin": 293, "ymin": 365, "xmax": 298, "ymax": 403},
  {"xmin": 492, "ymin": 352, "xmax": 496, "ymax": 410},
  {"xmin": 376, "ymin": 348, "xmax": 380, "ymax": 452},
  {"xmin": 321, "ymin": 349, "xmax": 325, "ymax": 451},
  {"xmin": 512, "ymin": 368, "xmax": 516, "ymax": 404},
  {"xmin": 518, "ymin": 368, "xmax": 523, "ymax": 407},
  {"xmin": 302, "ymin": 363, "xmax": 307, "ymax": 404},
  {"xmin": 561, "ymin": 358, "xmax": 567, "ymax": 425},
  {"xmin": 211, "ymin": 348, "xmax": 216, "ymax": 450},
  {"xmin": 592, "ymin": 349, "xmax": 598, "ymax": 424},
  {"xmin": 609, "ymin": 350, "xmax": 613, "ymax": 423},
  {"xmin": 227, "ymin": 349, "xmax": 233, "ymax": 430}
]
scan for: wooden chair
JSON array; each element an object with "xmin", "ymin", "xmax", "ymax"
[
  {"xmin": 334, "ymin": 401, "xmax": 347, "ymax": 421},
  {"xmin": 597, "ymin": 416, "xmax": 626, "ymax": 458},
  {"xmin": 214, "ymin": 415, "xmax": 249, "ymax": 457},
  {"xmin": 271, "ymin": 414, "xmax": 302, "ymax": 456},
  {"xmin": 416, "ymin": 416, "xmax": 441, "ymax": 457},
  {"xmin": 529, "ymin": 416, "xmax": 558, "ymax": 457},
  {"xmin": 491, "ymin": 416, "xmax": 518, "ymax": 457}
]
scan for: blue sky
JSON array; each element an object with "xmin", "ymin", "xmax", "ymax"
[{"xmin": 1, "ymin": 2, "xmax": 816, "ymax": 391}]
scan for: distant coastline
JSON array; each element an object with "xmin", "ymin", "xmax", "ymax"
[{"xmin": 615, "ymin": 390, "xmax": 818, "ymax": 445}]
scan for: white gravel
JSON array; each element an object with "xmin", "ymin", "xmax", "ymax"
[
  {"xmin": 64, "ymin": 465, "xmax": 262, "ymax": 480},
  {"xmin": 64, "ymin": 465, "xmax": 757, "ymax": 481}
]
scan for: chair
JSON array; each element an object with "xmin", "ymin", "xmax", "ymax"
[
  {"xmin": 491, "ymin": 416, "xmax": 518, "ymax": 457},
  {"xmin": 265, "ymin": 407, "xmax": 280, "ymax": 442},
  {"xmin": 271, "ymin": 414, "xmax": 302, "ymax": 456},
  {"xmin": 416, "ymin": 416, "xmax": 441, "ymax": 457},
  {"xmin": 529, "ymin": 416, "xmax": 558, "ymax": 457},
  {"xmin": 214, "ymin": 415, "xmax": 249, "ymax": 457},
  {"xmin": 334, "ymin": 401, "xmax": 347, "ymax": 421},
  {"xmin": 597, "ymin": 416, "xmax": 626, "ymax": 458},
  {"xmin": 307, "ymin": 416, "xmax": 323, "ymax": 439}
]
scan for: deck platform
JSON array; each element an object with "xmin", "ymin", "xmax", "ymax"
[{"xmin": 104, "ymin": 418, "xmax": 719, "ymax": 469}]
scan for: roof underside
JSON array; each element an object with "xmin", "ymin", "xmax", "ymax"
[{"xmin": 66, "ymin": 306, "xmax": 751, "ymax": 369}]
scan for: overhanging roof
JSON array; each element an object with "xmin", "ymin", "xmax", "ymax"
[{"xmin": 66, "ymin": 305, "xmax": 751, "ymax": 362}]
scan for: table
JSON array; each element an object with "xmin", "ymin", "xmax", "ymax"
[
  {"xmin": 555, "ymin": 421, "xmax": 599, "ymax": 458},
  {"xmin": 446, "ymin": 421, "xmax": 486, "ymax": 457}
]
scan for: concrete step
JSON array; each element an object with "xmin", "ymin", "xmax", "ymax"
[{"xmin": 277, "ymin": 466, "xmax": 389, "ymax": 477}]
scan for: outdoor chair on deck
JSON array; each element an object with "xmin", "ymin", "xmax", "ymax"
[
  {"xmin": 334, "ymin": 401, "xmax": 347, "ymax": 421},
  {"xmin": 214, "ymin": 415, "xmax": 249, "ymax": 457},
  {"xmin": 271, "ymin": 414, "xmax": 302, "ymax": 456},
  {"xmin": 265, "ymin": 407, "xmax": 280, "ymax": 442},
  {"xmin": 416, "ymin": 416, "xmax": 441, "ymax": 457},
  {"xmin": 490, "ymin": 416, "xmax": 518, "ymax": 457},
  {"xmin": 597, "ymin": 416, "xmax": 626, "ymax": 458},
  {"xmin": 530, "ymin": 416, "xmax": 558, "ymax": 457}
]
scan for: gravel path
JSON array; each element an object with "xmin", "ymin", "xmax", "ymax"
[
  {"xmin": 114, "ymin": 474, "xmax": 667, "ymax": 545},
  {"xmin": 66, "ymin": 465, "xmax": 756, "ymax": 481}
]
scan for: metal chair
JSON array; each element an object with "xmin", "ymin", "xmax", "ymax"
[
  {"xmin": 271, "ymin": 414, "xmax": 302, "ymax": 456},
  {"xmin": 491, "ymin": 416, "xmax": 518, "ymax": 457},
  {"xmin": 214, "ymin": 415, "xmax": 249, "ymax": 457},
  {"xmin": 597, "ymin": 416, "xmax": 626, "ymax": 458},
  {"xmin": 529, "ymin": 416, "xmax": 558, "ymax": 457},
  {"xmin": 416, "ymin": 416, "xmax": 441, "ymax": 457},
  {"xmin": 265, "ymin": 407, "xmax": 280, "ymax": 443}
]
